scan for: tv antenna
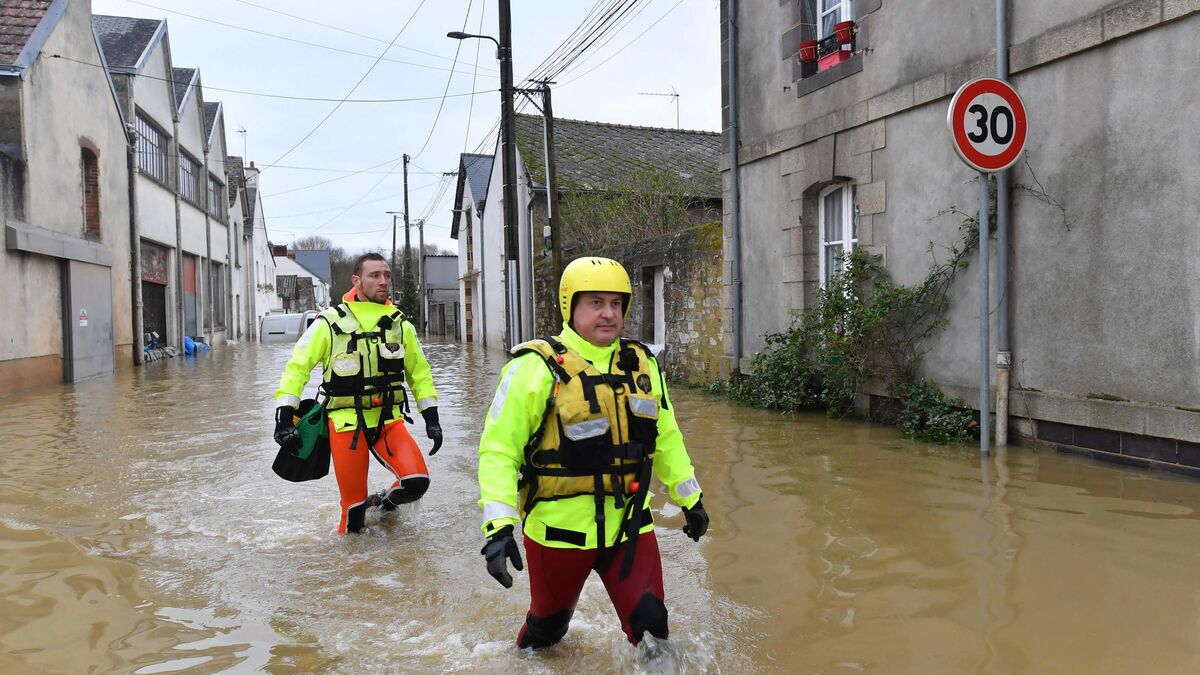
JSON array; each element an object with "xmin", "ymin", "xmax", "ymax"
[{"xmin": 637, "ymin": 85, "xmax": 679, "ymax": 129}]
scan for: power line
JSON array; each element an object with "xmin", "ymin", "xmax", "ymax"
[
  {"xmin": 265, "ymin": 0, "xmax": 430, "ymax": 170},
  {"xmin": 229, "ymin": 0, "xmax": 500, "ymax": 74},
  {"xmin": 561, "ymin": 0, "xmax": 686, "ymax": 86},
  {"xmin": 410, "ymin": 0, "xmax": 474, "ymax": 160},
  {"xmin": 122, "ymin": 0, "xmax": 498, "ymax": 79},
  {"xmin": 47, "ymin": 53, "xmax": 496, "ymax": 102},
  {"xmin": 266, "ymin": 182, "xmax": 437, "ymax": 219},
  {"xmin": 553, "ymin": 0, "xmax": 657, "ymax": 80},
  {"xmin": 261, "ymin": 164, "xmax": 440, "ymax": 174},
  {"xmin": 463, "ymin": 0, "xmax": 487, "ymax": 154},
  {"xmin": 264, "ymin": 155, "xmax": 407, "ymax": 197},
  {"xmin": 306, "ymin": 156, "xmax": 406, "ymax": 237}
]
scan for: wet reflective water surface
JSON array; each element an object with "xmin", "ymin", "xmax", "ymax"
[{"xmin": 3, "ymin": 342, "xmax": 1200, "ymax": 673}]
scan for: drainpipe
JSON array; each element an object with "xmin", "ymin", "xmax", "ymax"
[
  {"xmin": 126, "ymin": 125, "xmax": 144, "ymax": 365},
  {"xmin": 172, "ymin": 120, "xmax": 185, "ymax": 347},
  {"xmin": 995, "ymin": 0, "xmax": 1012, "ymax": 445},
  {"xmin": 727, "ymin": 0, "xmax": 743, "ymax": 373}
]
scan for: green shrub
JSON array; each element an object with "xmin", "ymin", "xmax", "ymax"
[{"xmin": 891, "ymin": 379, "xmax": 977, "ymax": 444}]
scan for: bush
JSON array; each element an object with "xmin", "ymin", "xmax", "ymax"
[{"xmin": 891, "ymin": 379, "xmax": 977, "ymax": 444}]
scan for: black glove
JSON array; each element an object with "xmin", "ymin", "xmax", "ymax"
[
  {"xmin": 480, "ymin": 525, "xmax": 524, "ymax": 588},
  {"xmin": 682, "ymin": 499, "xmax": 709, "ymax": 542},
  {"xmin": 421, "ymin": 407, "xmax": 443, "ymax": 456},
  {"xmin": 274, "ymin": 406, "xmax": 301, "ymax": 451}
]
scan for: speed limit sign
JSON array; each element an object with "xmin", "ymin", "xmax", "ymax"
[{"xmin": 947, "ymin": 77, "xmax": 1027, "ymax": 172}]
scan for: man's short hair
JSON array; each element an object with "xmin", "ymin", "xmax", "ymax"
[{"xmin": 353, "ymin": 252, "xmax": 388, "ymax": 277}]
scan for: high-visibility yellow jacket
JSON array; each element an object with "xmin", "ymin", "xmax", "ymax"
[
  {"xmin": 478, "ymin": 325, "xmax": 702, "ymax": 549},
  {"xmin": 275, "ymin": 290, "xmax": 437, "ymax": 433}
]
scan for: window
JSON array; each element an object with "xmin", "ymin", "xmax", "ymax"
[
  {"xmin": 465, "ymin": 209, "xmax": 474, "ymax": 270},
  {"xmin": 81, "ymin": 149, "xmax": 100, "ymax": 238},
  {"xmin": 135, "ymin": 114, "xmax": 168, "ymax": 183},
  {"xmin": 207, "ymin": 174, "xmax": 224, "ymax": 218},
  {"xmin": 818, "ymin": 183, "xmax": 857, "ymax": 287},
  {"xmin": 819, "ymin": 0, "xmax": 855, "ymax": 39},
  {"xmin": 178, "ymin": 152, "xmax": 201, "ymax": 205}
]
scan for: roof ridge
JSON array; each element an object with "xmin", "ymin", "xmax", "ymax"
[{"xmin": 515, "ymin": 112, "xmax": 720, "ymax": 137}]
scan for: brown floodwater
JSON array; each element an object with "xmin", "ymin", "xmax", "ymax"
[{"xmin": 2, "ymin": 341, "xmax": 1200, "ymax": 673}]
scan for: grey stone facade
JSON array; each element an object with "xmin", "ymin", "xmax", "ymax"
[{"xmin": 724, "ymin": 0, "xmax": 1200, "ymax": 463}]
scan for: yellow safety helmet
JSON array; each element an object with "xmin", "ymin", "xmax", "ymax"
[{"xmin": 559, "ymin": 256, "xmax": 632, "ymax": 323}]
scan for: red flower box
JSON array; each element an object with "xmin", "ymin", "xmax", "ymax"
[{"xmin": 818, "ymin": 49, "xmax": 852, "ymax": 71}]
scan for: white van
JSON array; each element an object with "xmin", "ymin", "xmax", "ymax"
[{"xmin": 260, "ymin": 311, "xmax": 320, "ymax": 344}]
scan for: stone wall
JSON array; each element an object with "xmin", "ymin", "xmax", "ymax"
[{"xmin": 534, "ymin": 220, "xmax": 724, "ymax": 385}]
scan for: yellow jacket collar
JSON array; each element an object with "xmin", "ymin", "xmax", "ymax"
[
  {"xmin": 559, "ymin": 323, "xmax": 618, "ymax": 365},
  {"xmin": 341, "ymin": 288, "xmax": 399, "ymax": 332}
]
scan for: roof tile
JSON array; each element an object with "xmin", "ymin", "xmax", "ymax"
[
  {"xmin": 514, "ymin": 114, "xmax": 722, "ymax": 199},
  {"xmin": 0, "ymin": 0, "xmax": 52, "ymax": 67}
]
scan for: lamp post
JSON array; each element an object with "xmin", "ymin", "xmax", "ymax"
[{"xmin": 449, "ymin": 0, "xmax": 522, "ymax": 347}]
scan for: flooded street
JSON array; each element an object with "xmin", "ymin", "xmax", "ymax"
[{"xmin": 4, "ymin": 341, "xmax": 1200, "ymax": 673}]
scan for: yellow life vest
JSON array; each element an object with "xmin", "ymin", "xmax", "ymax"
[
  {"xmin": 318, "ymin": 304, "xmax": 410, "ymax": 438},
  {"xmin": 513, "ymin": 336, "xmax": 660, "ymax": 519}
]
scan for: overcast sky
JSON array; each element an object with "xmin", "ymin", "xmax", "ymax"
[{"xmin": 91, "ymin": 0, "xmax": 723, "ymax": 255}]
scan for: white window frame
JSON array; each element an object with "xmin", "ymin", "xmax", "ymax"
[
  {"xmin": 818, "ymin": 183, "xmax": 857, "ymax": 288},
  {"xmin": 819, "ymin": 0, "xmax": 855, "ymax": 39}
]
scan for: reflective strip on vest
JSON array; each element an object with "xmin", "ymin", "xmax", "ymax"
[
  {"xmin": 415, "ymin": 397, "xmax": 437, "ymax": 412},
  {"xmin": 490, "ymin": 367, "xmax": 516, "ymax": 421},
  {"xmin": 483, "ymin": 501, "xmax": 519, "ymax": 522},
  {"xmin": 629, "ymin": 397, "xmax": 658, "ymax": 418},
  {"xmin": 277, "ymin": 394, "xmax": 301, "ymax": 408},
  {"xmin": 676, "ymin": 476, "xmax": 702, "ymax": 499},
  {"xmin": 563, "ymin": 417, "xmax": 610, "ymax": 441}
]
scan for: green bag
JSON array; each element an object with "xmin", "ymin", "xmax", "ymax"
[
  {"xmin": 294, "ymin": 400, "xmax": 329, "ymax": 460},
  {"xmin": 272, "ymin": 398, "xmax": 330, "ymax": 482}
]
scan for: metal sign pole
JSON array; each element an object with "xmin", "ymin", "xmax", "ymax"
[{"xmin": 978, "ymin": 172, "xmax": 991, "ymax": 456}]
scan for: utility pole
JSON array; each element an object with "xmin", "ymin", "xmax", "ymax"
[
  {"xmin": 499, "ymin": 0, "xmax": 521, "ymax": 347},
  {"xmin": 416, "ymin": 218, "xmax": 426, "ymax": 335},
  {"xmin": 390, "ymin": 212, "xmax": 398, "ymax": 287},
  {"xmin": 537, "ymin": 80, "xmax": 564, "ymax": 283},
  {"xmin": 402, "ymin": 153, "xmax": 411, "ymax": 303}
]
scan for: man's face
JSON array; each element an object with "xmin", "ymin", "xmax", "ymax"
[
  {"xmin": 352, "ymin": 259, "xmax": 391, "ymax": 303},
  {"xmin": 572, "ymin": 291, "xmax": 624, "ymax": 347}
]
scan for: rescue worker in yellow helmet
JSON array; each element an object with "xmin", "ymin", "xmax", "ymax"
[
  {"xmin": 477, "ymin": 256, "xmax": 709, "ymax": 648},
  {"xmin": 274, "ymin": 252, "xmax": 442, "ymax": 534}
]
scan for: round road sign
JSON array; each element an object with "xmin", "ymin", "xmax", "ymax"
[{"xmin": 946, "ymin": 77, "xmax": 1027, "ymax": 172}]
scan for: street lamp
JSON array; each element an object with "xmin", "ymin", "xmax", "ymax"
[
  {"xmin": 446, "ymin": 31, "xmax": 499, "ymax": 48},
  {"xmin": 447, "ymin": 1, "xmax": 523, "ymax": 346}
]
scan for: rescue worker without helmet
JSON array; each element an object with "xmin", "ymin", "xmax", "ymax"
[
  {"xmin": 274, "ymin": 252, "xmax": 443, "ymax": 534},
  {"xmin": 477, "ymin": 256, "xmax": 710, "ymax": 648}
]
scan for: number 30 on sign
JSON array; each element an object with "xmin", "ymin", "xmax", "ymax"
[{"xmin": 947, "ymin": 77, "xmax": 1027, "ymax": 173}]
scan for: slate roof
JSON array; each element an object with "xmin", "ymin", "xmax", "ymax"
[
  {"xmin": 450, "ymin": 152, "xmax": 492, "ymax": 240},
  {"xmin": 172, "ymin": 66, "xmax": 194, "ymax": 111},
  {"xmin": 513, "ymin": 114, "xmax": 722, "ymax": 199},
  {"xmin": 92, "ymin": 15, "xmax": 162, "ymax": 70},
  {"xmin": 463, "ymin": 153, "xmax": 493, "ymax": 205},
  {"xmin": 0, "ymin": 0, "xmax": 49, "ymax": 66},
  {"xmin": 203, "ymin": 101, "xmax": 220, "ymax": 142},
  {"xmin": 293, "ymin": 249, "xmax": 332, "ymax": 285},
  {"xmin": 246, "ymin": 186, "xmax": 258, "ymax": 223}
]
